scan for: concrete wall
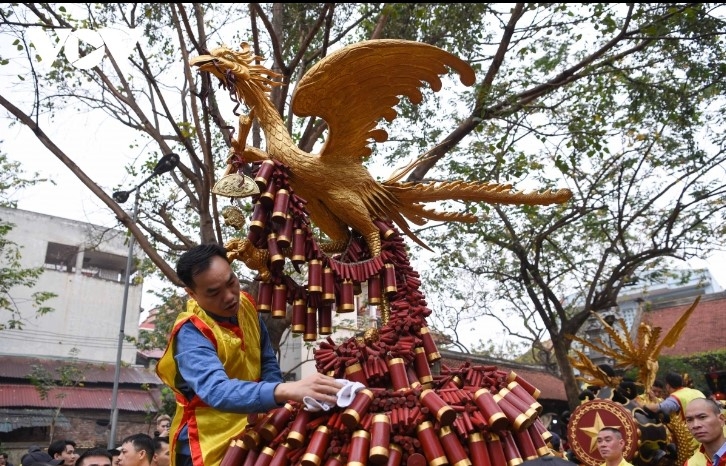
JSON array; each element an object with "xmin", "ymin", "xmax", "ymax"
[{"xmin": 1, "ymin": 207, "xmax": 143, "ymax": 364}]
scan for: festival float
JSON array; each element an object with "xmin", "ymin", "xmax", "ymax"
[
  {"xmin": 190, "ymin": 39, "xmax": 573, "ymax": 466},
  {"xmin": 565, "ymin": 299, "xmax": 702, "ymax": 466}
]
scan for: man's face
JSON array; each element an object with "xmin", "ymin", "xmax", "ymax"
[
  {"xmin": 153, "ymin": 442, "xmax": 170, "ymax": 466},
  {"xmin": 118, "ymin": 442, "xmax": 144, "ymax": 466},
  {"xmin": 685, "ymin": 399, "xmax": 726, "ymax": 445},
  {"xmin": 0, "ymin": 455, "xmax": 6, "ymax": 466},
  {"xmin": 156, "ymin": 419, "xmax": 170, "ymax": 437},
  {"xmin": 597, "ymin": 429, "xmax": 624, "ymax": 461},
  {"xmin": 185, "ymin": 256, "xmax": 240, "ymax": 317},
  {"xmin": 79, "ymin": 455, "xmax": 112, "ymax": 466},
  {"xmin": 57, "ymin": 444, "xmax": 78, "ymax": 466},
  {"xmin": 652, "ymin": 386, "xmax": 665, "ymax": 399}
]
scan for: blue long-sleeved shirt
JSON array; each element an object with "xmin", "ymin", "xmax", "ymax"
[
  {"xmin": 174, "ymin": 313, "xmax": 284, "ymax": 454},
  {"xmin": 656, "ymin": 396, "xmax": 680, "ymax": 415}
]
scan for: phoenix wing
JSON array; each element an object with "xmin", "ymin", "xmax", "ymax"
[{"xmin": 291, "ymin": 39, "xmax": 476, "ymax": 162}]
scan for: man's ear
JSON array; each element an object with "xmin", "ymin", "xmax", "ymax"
[{"xmin": 184, "ymin": 286, "xmax": 196, "ymax": 301}]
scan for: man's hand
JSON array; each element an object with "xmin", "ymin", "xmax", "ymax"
[{"xmin": 273, "ymin": 372, "xmax": 344, "ymax": 406}]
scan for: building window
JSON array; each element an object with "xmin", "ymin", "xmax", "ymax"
[
  {"xmin": 44, "ymin": 242, "xmax": 132, "ymax": 282},
  {"xmin": 81, "ymin": 249, "xmax": 132, "ymax": 282},
  {"xmin": 44, "ymin": 242, "xmax": 79, "ymax": 272}
]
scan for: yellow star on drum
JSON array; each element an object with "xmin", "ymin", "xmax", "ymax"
[
  {"xmin": 579, "ymin": 412, "xmax": 612, "ymax": 453},
  {"xmin": 567, "ymin": 399, "xmax": 639, "ymax": 466}
]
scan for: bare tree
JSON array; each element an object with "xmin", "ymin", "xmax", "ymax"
[{"xmin": 1, "ymin": 3, "xmax": 725, "ymax": 407}]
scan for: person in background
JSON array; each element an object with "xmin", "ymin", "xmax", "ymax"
[
  {"xmin": 639, "ymin": 372, "xmax": 705, "ymax": 454},
  {"xmin": 20, "ymin": 446, "xmax": 63, "ymax": 466},
  {"xmin": 151, "ymin": 438, "xmax": 169, "ymax": 466},
  {"xmin": 75, "ymin": 449, "xmax": 112, "ymax": 466},
  {"xmin": 641, "ymin": 373, "xmax": 705, "ymax": 414},
  {"xmin": 156, "ymin": 244, "xmax": 343, "ymax": 466},
  {"xmin": 154, "ymin": 415, "xmax": 171, "ymax": 438},
  {"xmin": 548, "ymin": 432, "xmax": 567, "ymax": 459},
  {"xmin": 683, "ymin": 398, "xmax": 726, "ymax": 466},
  {"xmin": 47, "ymin": 440, "xmax": 77, "ymax": 466},
  {"xmin": 106, "ymin": 450, "xmax": 120, "ymax": 466},
  {"xmin": 1, "ymin": 452, "xmax": 13, "ymax": 466},
  {"xmin": 117, "ymin": 434, "xmax": 154, "ymax": 466},
  {"xmin": 596, "ymin": 427, "xmax": 633, "ymax": 466},
  {"xmin": 651, "ymin": 379, "xmax": 666, "ymax": 400}
]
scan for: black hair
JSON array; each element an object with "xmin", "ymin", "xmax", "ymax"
[
  {"xmin": 550, "ymin": 432, "xmax": 562, "ymax": 451},
  {"xmin": 48, "ymin": 440, "xmax": 76, "ymax": 458},
  {"xmin": 75, "ymin": 448, "xmax": 111, "ymax": 466},
  {"xmin": 120, "ymin": 433, "xmax": 154, "ymax": 462},
  {"xmin": 153, "ymin": 437, "xmax": 169, "ymax": 454},
  {"xmin": 653, "ymin": 379, "xmax": 666, "ymax": 389},
  {"xmin": 665, "ymin": 372, "xmax": 684, "ymax": 389},
  {"xmin": 598, "ymin": 426, "xmax": 623, "ymax": 438},
  {"xmin": 176, "ymin": 243, "xmax": 228, "ymax": 288},
  {"xmin": 689, "ymin": 397, "xmax": 722, "ymax": 415}
]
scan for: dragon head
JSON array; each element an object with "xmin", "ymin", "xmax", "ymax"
[{"xmin": 190, "ymin": 43, "xmax": 283, "ymax": 94}]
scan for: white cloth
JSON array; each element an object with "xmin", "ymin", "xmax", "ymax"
[{"xmin": 303, "ymin": 379, "xmax": 366, "ymax": 412}]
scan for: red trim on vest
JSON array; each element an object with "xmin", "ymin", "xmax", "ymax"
[
  {"xmin": 170, "ymin": 315, "xmax": 192, "ymax": 335},
  {"xmin": 242, "ymin": 291, "xmax": 256, "ymax": 308},
  {"xmin": 185, "ymin": 398, "xmax": 207, "ymax": 466},
  {"xmin": 188, "ymin": 315, "xmax": 219, "ymax": 348},
  {"xmin": 174, "ymin": 394, "xmax": 209, "ymax": 466}
]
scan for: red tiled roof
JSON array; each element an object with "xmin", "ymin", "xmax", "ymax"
[
  {"xmin": 0, "ymin": 354, "xmax": 161, "ymax": 384},
  {"xmin": 0, "ymin": 384, "xmax": 161, "ymax": 412},
  {"xmin": 138, "ymin": 349, "xmax": 164, "ymax": 359},
  {"xmin": 139, "ymin": 308, "xmax": 159, "ymax": 330},
  {"xmin": 642, "ymin": 292, "xmax": 726, "ymax": 356},
  {"xmin": 439, "ymin": 351, "xmax": 567, "ymax": 401}
]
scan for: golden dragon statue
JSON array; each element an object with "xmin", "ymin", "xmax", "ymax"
[
  {"xmin": 190, "ymin": 40, "xmax": 572, "ymax": 257},
  {"xmin": 567, "ymin": 296, "xmax": 702, "ymax": 466}
]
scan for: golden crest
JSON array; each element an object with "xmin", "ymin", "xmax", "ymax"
[
  {"xmin": 567, "ymin": 399, "xmax": 639, "ymax": 466},
  {"xmin": 212, "ymin": 173, "xmax": 260, "ymax": 198}
]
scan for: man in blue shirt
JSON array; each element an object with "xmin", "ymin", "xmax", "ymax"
[{"xmin": 156, "ymin": 243, "xmax": 342, "ymax": 466}]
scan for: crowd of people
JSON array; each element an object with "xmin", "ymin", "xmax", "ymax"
[
  {"xmin": 5, "ymin": 415, "xmax": 171, "ymax": 466},
  {"xmin": 555, "ymin": 371, "xmax": 726, "ymax": 466}
]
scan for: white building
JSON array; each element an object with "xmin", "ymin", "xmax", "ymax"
[{"xmin": 1, "ymin": 206, "xmax": 143, "ymax": 364}]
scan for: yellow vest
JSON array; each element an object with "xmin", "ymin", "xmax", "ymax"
[
  {"xmin": 670, "ymin": 387, "xmax": 706, "ymax": 456},
  {"xmin": 156, "ymin": 292, "xmax": 262, "ymax": 466},
  {"xmin": 671, "ymin": 387, "xmax": 705, "ymax": 418},
  {"xmin": 599, "ymin": 458, "xmax": 634, "ymax": 466}
]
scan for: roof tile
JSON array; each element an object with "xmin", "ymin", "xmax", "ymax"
[{"xmin": 0, "ymin": 384, "xmax": 161, "ymax": 412}]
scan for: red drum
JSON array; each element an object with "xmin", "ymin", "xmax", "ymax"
[{"xmin": 567, "ymin": 397, "xmax": 669, "ymax": 466}]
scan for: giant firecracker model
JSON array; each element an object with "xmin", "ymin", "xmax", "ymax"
[{"xmin": 191, "ymin": 39, "xmax": 573, "ymax": 466}]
